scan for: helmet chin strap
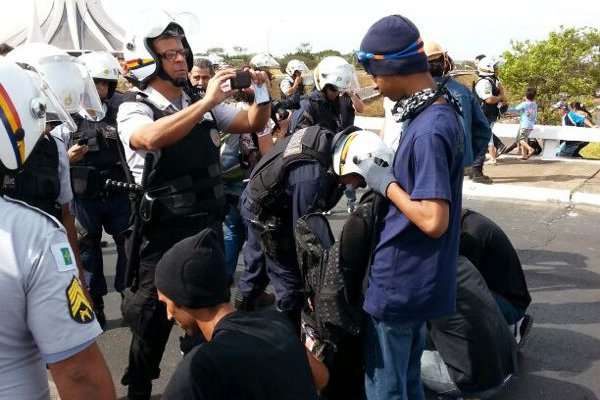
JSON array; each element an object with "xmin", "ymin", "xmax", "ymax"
[{"xmin": 157, "ymin": 67, "xmax": 187, "ymax": 87}]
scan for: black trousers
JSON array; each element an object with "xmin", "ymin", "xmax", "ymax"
[{"xmin": 122, "ymin": 218, "xmax": 222, "ymax": 399}]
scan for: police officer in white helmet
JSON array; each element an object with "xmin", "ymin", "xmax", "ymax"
[
  {"xmin": 0, "ymin": 59, "xmax": 116, "ymax": 400},
  {"xmin": 118, "ymin": 10, "xmax": 271, "ymax": 399},
  {"xmin": 5, "ymin": 43, "xmax": 106, "ymax": 300}
]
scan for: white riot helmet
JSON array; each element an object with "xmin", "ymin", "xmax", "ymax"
[
  {"xmin": 78, "ymin": 51, "xmax": 120, "ymax": 98},
  {"xmin": 124, "ymin": 10, "xmax": 193, "ymax": 86},
  {"xmin": 314, "ymin": 56, "xmax": 358, "ymax": 92},
  {"xmin": 285, "ymin": 59, "xmax": 309, "ymax": 76},
  {"xmin": 6, "ymin": 43, "xmax": 105, "ymax": 121},
  {"xmin": 250, "ymin": 53, "xmax": 280, "ymax": 69},
  {"xmin": 332, "ymin": 129, "xmax": 394, "ymax": 177},
  {"xmin": 477, "ymin": 56, "xmax": 498, "ymax": 76},
  {"xmin": 0, "ymin": 60, "xmax": 75, "ymax": 171}
]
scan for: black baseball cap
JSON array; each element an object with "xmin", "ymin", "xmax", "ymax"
[{"xmin": 155, "ymin": 228, "xmax": 229, "ymax": 309}]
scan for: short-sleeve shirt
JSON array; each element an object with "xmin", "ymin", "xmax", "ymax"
[
  {"xmin": 364, "ymin": 103, "xmax": 464, "ymax": 322},
  {"xmin": 509, "ymin": 100, "xmax": 538, "ymax": 130},
  {"xmin": 279, "ymin": 76, "xmax": 294, "ymax": 97},
  {"xmin": 162, "ymin": 310, "xmax": 318, "ymax": 400},
  {"xmin": 117, "ymin": 86, "xmax": 239, "ymax": 184},
  {"xmin": 474, "ymin": 78, "xmax": 494, "ymax": 101},
  {"xmin": 45, "ymin": 132, "xmax": 73, "ymax": 206},
  {"xmin": 0, "ymin": 196, "xmax": 102, "ymax": 399}
]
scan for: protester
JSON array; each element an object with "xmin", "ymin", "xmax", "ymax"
[
  {"xmin": 117, "ymin": 13, "xmax": 271, "ymax": 398},
  {"xmin": 459, "ymin": 208, "xmax": 533, "ymax": 344},
  {"xmin": 422, "ymin": 256, "xmax": 518, "ymax": 398},
  {"xmin": 554, "ymin": 101, "xmax": 597, "ymax": 157},
  {"xmin": 357, "ymin": 15, "xmax": 464, "ymax": 399},
  {"xmin": 155, "ymin": 228, "xmax": 320, "ymax": 399},
  {"xmin": 424, "ymin": 39, "xmax": 491, "ymax": 168},
  {"xmin": 0, "ymin": 58, "xmax": 116, "ymax": 400}
]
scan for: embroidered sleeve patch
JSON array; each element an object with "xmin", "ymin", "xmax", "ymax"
[
  {"xmin": 51, "ymin": 243, "xmax": 76, "ymax": 272},
  {"xmin": 66, "ymin": 277, "xmax": 95, "ymax": 324}
]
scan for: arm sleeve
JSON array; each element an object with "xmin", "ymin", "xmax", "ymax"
[
  {"xmin": 280, "ymin": 78, "xmax": 293, "ymax": 95},
  {"xmin": 474, "ymin": 80, "xmax": 493, "ymax": 101},
  {"xmin": 288, "ymin": 100, "xmax": 314, "ymax": 134},
  {"xmin": 212, "ymin": 103, "xmax": 239, "ymax": 132},
  {"xmin": 117, "ymin": 101, "xmax": 155, "ymax": 150},
  {"xmin": 26, "ymin": 230, "xmax": 102, "ymax": 358},
  {"xmin": 410, "ymin": 133, "xmax": 453, "ymax": 202},
  {"xmin": 288, "ymin": 163, "xmax": 324, "ymax": 226},
  {"xmin": 54, "ymin": 137, "xmax": 74, "ymax": 205}
]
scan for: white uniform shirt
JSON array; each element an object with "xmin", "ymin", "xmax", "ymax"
[
  {"xmin": 279, "ymin": 76, "xmax": 294, "ymax": 97},
  {"xmin": 0, "ymin": 196, "xmax": 102, "ymax": 399},
  {"xmin": 117, "ymin": 86, "xmax": 238, "ymax": 184},
  {"xmin": 474, "ymin": 78, "xmax": 495, "ymax": 101}
]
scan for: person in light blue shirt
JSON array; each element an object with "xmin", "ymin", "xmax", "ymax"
[{"xmin": 507, "ymin": 88, "xmax": 538, "ymax": 159}]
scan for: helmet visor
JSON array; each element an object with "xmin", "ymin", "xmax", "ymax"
[{"xmin": 36, "ymin": 56, "xmax": 105, "ymax": 121}]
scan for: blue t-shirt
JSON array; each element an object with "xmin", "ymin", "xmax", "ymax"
[
  {"xmin": 566, "ymin": 111, "xmax": 586, "ymax": 127},
  {"xmin": 509, "ymin": 100, "xmax": 537, "ymax": 129},
  {"xmin": 364, "ymin": 103, "xmax": 464, "ymax": 322}
]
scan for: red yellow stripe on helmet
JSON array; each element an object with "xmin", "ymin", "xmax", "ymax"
[
  {"xmin": 0, "ymin": 83, "xmax": 25, "ymax": 167},
  {"xmin": 126, "ymin": 58, "xmax": 155, "ymax": 70}
]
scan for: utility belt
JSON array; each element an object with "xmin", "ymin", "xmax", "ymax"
[
  {"xmin": 71, "ymin": 165, "xmax": 126, "ymax": 199},
  {"xmin": 139, "ymin": 175, "xmax": 225, "ymax": 226},
  {"xmin": 246, "ymin": 207, "xmax": 293, "ymax": 260}
]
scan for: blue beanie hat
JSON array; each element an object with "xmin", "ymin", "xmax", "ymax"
[{"xmin": 359, "ymin": 15, "xmax": 428, "ymax": 76}]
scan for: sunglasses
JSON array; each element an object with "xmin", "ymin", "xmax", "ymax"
[{"xmin": 159, "ymin": 48, "xmax": 190, "ymax": 62}]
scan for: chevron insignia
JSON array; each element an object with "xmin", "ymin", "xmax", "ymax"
[{"xmin": 66, "ymin": 277, "xmax": 95, "ymax": 324}]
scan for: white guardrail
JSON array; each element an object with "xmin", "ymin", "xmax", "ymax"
[{"xmin": 354, "ymin": 116, "xmax": 600, "ymax": 160}]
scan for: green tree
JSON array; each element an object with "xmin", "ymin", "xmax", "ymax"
[{"xmin": 500, "ymin": 27, "xmax": 600, "ymax": 124}]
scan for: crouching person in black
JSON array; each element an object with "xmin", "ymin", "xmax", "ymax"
[
  {"xmin": 422, "ymin": 256, "xmax": 518, "ymax": 399},
  {"xmin": 156, "ymin": 228, "xmax": 319, "ymax": 400}
]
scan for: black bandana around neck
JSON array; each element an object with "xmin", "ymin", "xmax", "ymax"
[{"xmin": 391, "ymin": 78, "xmax": 463, "ymax": 123}]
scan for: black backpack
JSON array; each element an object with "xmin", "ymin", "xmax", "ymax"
[{"xmin": 294, "ymin": 190, "xmax": 387, "ymax": 343}]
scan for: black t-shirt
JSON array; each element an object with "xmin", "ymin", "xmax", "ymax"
[
  {"xmin": 429, "ymin": 256, "xmax": 518, "ymax": 393},
  {"xmin": 162, "ymin": 310, "xmax": 319, "ymax": 400},
  {"xmin": 459, "ymin": 209, "xmax": 532, "ymax": 311}
]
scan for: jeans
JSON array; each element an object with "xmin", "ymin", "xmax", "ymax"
[
  {"xmin": 493, "ymin": 293, "xmax": 525, "ymax": 325},
  {"xmin": 421, "ymin": 350, "xmax": 511, "ymax": 399},
  {"xmin": 223, "ymin": 200, "xmax": 245, "ymax": 279},
  {"xmin": 365, "ymin": 317, "xmax": 426, "ymax": 400},
  {"xmin": 72, "ymin": 193, "xmax": 130, "ymax": 300}
]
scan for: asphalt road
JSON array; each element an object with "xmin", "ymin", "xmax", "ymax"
[{"xmin": 95, "ymin": 198, "xmax": 600, "ymax": 399}]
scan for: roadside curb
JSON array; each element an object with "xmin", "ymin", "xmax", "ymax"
[{"xmin": 462, "ymin": 179, "xmax": 600, "ymax": 207}]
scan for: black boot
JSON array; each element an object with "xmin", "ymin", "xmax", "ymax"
[{"xmin": 470, "ymin": 168, "xmax": 493, "ymax": 184}]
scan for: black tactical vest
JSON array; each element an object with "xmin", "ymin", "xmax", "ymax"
[
  {"xmin": 125, "ymin": 91, "xmax": 226, "ymax": 222},
  {"xmin": 307, "ymin": 91, "xmax": 342, "ymax": 133},
  {"xmin": 246, "ymin": 125, "xmax": 336, "ymax": 216},
  {"xmin": 474, "ymin": 76, "xmax": 501, "ymax": 123},
  {"xmin": 2, "ymin": 136, "xmax": 61, "ymax": 219},
  {"xmin": 70, "ymin": 114, "xmax": 127, "ymax": 198}
]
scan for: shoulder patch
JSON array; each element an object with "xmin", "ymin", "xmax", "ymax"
[
  {"xmin": 66, "ymin": 277, "xmax": 95, "ymax": 324},
  {"xmin": 51, "ymin": 243, "xmax": 77, "ymax": 272},
  {"xmin": 284, "ymin": 128, "xmax": 307, "ymax": 158}
]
